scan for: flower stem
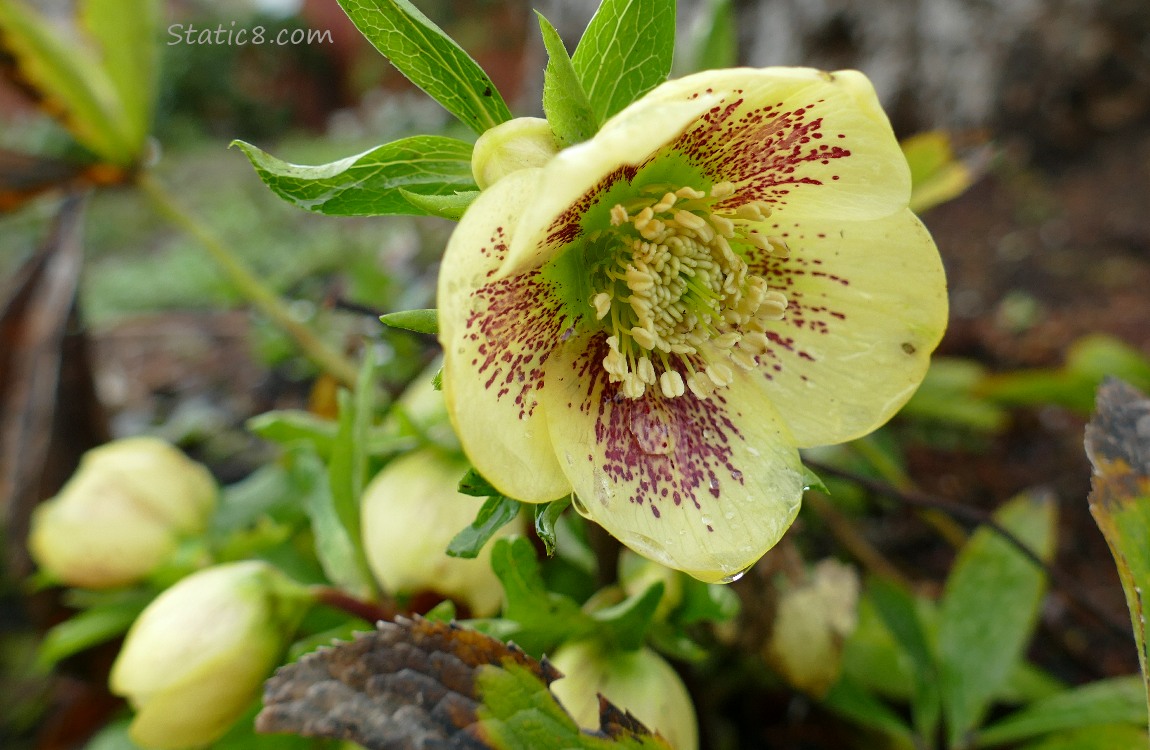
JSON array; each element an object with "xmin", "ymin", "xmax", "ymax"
[
  {"xmin": 135, "ymin": 172, "xmax": 360, "ymax": 388},
  {"xmin": 312, "ymin": 586, "xmax": 395, "ymax": 624}
]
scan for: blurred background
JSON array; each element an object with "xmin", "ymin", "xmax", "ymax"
[{"xmin": 1, "ymin": 0, "xmax": 1149, "ymax": 747}]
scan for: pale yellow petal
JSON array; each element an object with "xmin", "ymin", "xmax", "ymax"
[
  {"xmin": 750, "ymin": 209, "xmax": 948, "ymax": 446},
  {"xmin": 540, "ymin": 335, "xmax": 804, "ymax": 582},
  {"xmin": 437, "ymin": 168, "xmax": 571, "ymax": 502},
  {"xmin": 643, "ymin": 67, "xmax": 911, "ymax": 221}
]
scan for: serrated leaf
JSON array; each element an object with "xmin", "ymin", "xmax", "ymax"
[
  {"xmin": 1084, "ymin": 378, "xmax": 1150, "ymax": 726},
  {"xmin": 0, "ymin": 0, "xmax": 135, "ymax": 163},
  {"xmin": 79, "ymin": 0, "xmax": 158, "ymax": 153},
  {"xmin": 937, "ymin": 490, "xmax": 1058, "ymax": 747},
  {"xmin": 380, "ymin": 308, "xmax": 439, "ymax": 335},
  {"xmin": 537, "ymin": 12, "xmax": 597, "ymax": 146},
  {"xmin": 256, "ymin": 616, "xmax": 670, "ymax": 749},
  {"xmin": 572, "ymin": 0, "xmax": 675, "ymax": 124},
  {"xmin": 534, "ymin": 496, "xmax": 572, "ymax": 556},
  {"xmin": 336, "ymin": 0, "xmax": 511, "ymax": 134},
  {"xmin": 975, "ymin": 676, "xmax": 1147, "ymax": 747},
  {"xmin": 232, "ymin": 136, "xmax": 476, "ymax": 216},
  {"xmin": 487, "ymin": 537, "xmax": 595, "ymax": 655},
  {"xmin": 398, "ymin": 188, "xmax": 478, "ymax": 220},
  {"xmin": 446, "ymin": 495, "xmax": 521, "ymax": 559}
]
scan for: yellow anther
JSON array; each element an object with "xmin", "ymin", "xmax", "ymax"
[{"xmin": 659, "ymin": 370, "xmax": 685, "ymax": 398}]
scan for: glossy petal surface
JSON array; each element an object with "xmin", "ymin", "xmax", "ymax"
[
  {"xmin": 541, "ymin": 335, "xmax": 804, "ymax": 582},
  {"xmin": 437, "ymin": 168, "xmax": 570, "ymax": 502}
]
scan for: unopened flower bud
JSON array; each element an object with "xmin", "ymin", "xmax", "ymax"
[
  {"xmin": 763, "ymin": 559, "xmax": 860, "ymax": 697},
  {"xmin": 550, "ymin": 640, "xmax": 698, "ymax": 750},
  {"xmin": 110, "ymin": 561, "xmax": 312, "ymax": 749},
  {"xmin": 29, "ymin": 437, "xmax": 216, "ymax": 588},
  {"xmin": 361, "ymin": 448, "xmax": 518, "ymax": 616},
  {"xmin": 471, "ymin": 117, "xmax": 559, "ymax": 189}
]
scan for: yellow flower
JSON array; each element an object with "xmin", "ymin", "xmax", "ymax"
[
  {"xmin": 437, "ymin": 67, "xmax": 947, "ymax": 582},
  {"xmin": 110, "ymin": 561, "xmax": 312, "ymax": 749},
  {"xmin": 28, "ymin": 437, "xmax": 216, "ymax": 588}
]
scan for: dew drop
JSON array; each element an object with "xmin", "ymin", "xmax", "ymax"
[
  {"xmin": 730, "ymin": 469, "xmax": 743, "ymax": 481},
  {"xmin": 708, "ymin": 476, "xmax": 720, "ymax": 492},
  {"xmin": 724, "ymin": 511, "xmax": 736, "ymax": 520},
  {"xmin": 747, "ymin": 446, "xmax": 760, "ymax": 457},
  {"xmin": 719, "ymin": 564, "xmax": 754, "ymax": 584}
]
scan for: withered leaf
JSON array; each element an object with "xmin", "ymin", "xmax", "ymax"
[
  {"xmin": 257, "ymin": 616, "xmax": 670, "ymax": 750},
  {"xmin": 1084, "ymin": 378, "xmax": 1150, "ymax": 722}
]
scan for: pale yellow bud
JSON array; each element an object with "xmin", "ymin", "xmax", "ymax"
[
  {"xmin": 471, "ymin": 117, "xmax": 559, "ymax": 189},
  {"xmin": 550, "ymin": 640, "xmax": 698, "ymax": 750},
  {"xmin": 763, "ymin": 559, "xmax": 860, "ymax": 697},
  {"xmin": 110, "ymin": 561, "xmax": 312, "ymax": 749},
  {"xmin": 361, "ymin": 448, "xmax": 518, "ymax": 616},
  {"xmin": 28, "ymin": 437, "xmax": 216, "ymax": 589}
]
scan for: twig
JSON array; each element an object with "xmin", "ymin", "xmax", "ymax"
[
  {"xmin": 312, "ymin": 586, "xmax": 395, "ymax": 624},
  {"xmin": 805, "ymin": 459, "xmax": 1132, "ymax": 640},
  {"xmin": 136, "ymin": 172, "xmax": 360, "ymax": 388}
]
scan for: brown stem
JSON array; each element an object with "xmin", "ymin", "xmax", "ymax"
[{"xmin": 313, "ymin": 586, "xmax": 396, "ymax": 624}]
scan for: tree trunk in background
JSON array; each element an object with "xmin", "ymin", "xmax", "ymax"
[{"xmin": 530, "ymin": 0, "xmax": 1150, "ymax": 155}]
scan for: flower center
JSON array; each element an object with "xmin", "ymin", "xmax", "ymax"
[{"xmin": 587, "ymin": 181, "xmax": 790, "ymax": 400}]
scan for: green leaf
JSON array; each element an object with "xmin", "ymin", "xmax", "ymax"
[
  {"xmin": 459, "ymin": 467, "xmax": 501, "ymax": 497},
  {"xmin": 0, "ymin": 0, "xmax": 134, "ymax": 163},
  {"xmin": 1085, "ymin": 379, "xmax": 1150, "ymax": 726},
  {"xmin": 290, "ymin": 447, "xmax": 374, "ymax": 597},
  {"xmin": 676, "ymin": 577, "xmax": 739, "ymax": 625},
  {"xmin": 336, "ymin": 0, "xmax": 512, "ymax": 133},
  {"xmin": 868, "ymin": 576, "xmax": 941, "ymax": 744},
  {"xmin": 976, "ymin": 676, "xmax": 1148, "ymax": 747},
  {"xmin": 379, "ymin": 308, "xmax": 439, "ymax": 335},
  {"xmin": 446, "ymin": 495, "xmax": 521, "ymax": 559},
  {"xmin": 572, "ymin": 0, "xmax": 676, "ymax": 123},
  {"xmin": 247, "ymin": 410, "xmax": 339, "ymax": 452},
  {"xmin": 591, "ymin": 582, "xmax": 664, "ymax": 651},
  {"xmin": 1014, "ymin": 724, "xmax": 1149, "ymax": 750},
  {"xmin": 398, "ymin": 187, "xmax": 478, "ymax": 220},
  {"xmin": 534, "ymin": 496, "xmax": 572, "ymax": 556},
  {"xmin": 231, "ymin": 136, "xmax": 477, "ymax": 216},
  {"xmin": 902, "ymin": 357, "xmax": 1009, "ymax": 432},
  {"xmin": 37, "ymin": 589, "xmax": 153, "ymax": 668},
  {"xmin": 79, "ymin": 0, "xmax": 158, "ymax": 153},
  {"xmin": 823, "ymin": 674, "xmax": 915, "ymax": 742},
  {"xmin": 537, "ymin": 12, "xmax": 598, "ymax": 146},
  {"xmin": 936, "ymin": 490, "xmax": 1058, "ymax": 747},
  {"xmin": 675, "ymin": 0, "xmax": 737, "ymax": 76},
  {"xmin": 485, "ymin": 536, "xmax": 596, "ymax": 655}
]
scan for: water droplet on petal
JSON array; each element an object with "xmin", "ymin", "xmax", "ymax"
[
  {"xmin": 719, "ymin": 564, "xmax": 754, "ymax": 584},
  {"xmin": 709, "ymin": 476, "xmax": 720, "ymax": 492},
  {"xmin": 730, "ymin": 469, "xmax": 743, "ymax": 481}
]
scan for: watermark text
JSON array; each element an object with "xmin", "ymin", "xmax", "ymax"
[{"xmin": 167, "ymin": 22, "xmax": 333, "ymax": 46}]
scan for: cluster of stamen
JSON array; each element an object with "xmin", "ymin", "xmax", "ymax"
[{"xmin": 590, "ymin": 181, "xmax": 790, "ymax": 400}]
